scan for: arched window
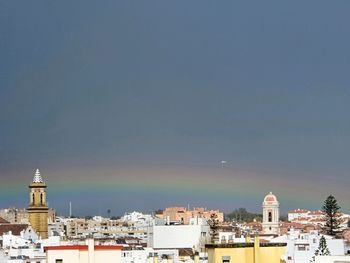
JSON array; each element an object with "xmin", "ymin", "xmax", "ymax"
[
  {"xmin": 268, "ymin": 211, "xmax": 272, "ymax": 222},
  {"xmin": 40, "ymin": 193, "xmax": 43, "ymax": 205}
]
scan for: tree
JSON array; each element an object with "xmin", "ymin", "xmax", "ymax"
[
  {"xmin": 321, "ymin": 195, "xmax": 341, "ymax": 236},
  {"xmin": 208, "ymin": 213, "xmax": 220, "ymax": 244},
  {"xmin": 154, "ymin": 209, "xmax": 163, "ymax": 215},
  {"xmin": 225, "ymin": 208, "xmax": 262, "ymax": 223},
  {"xmin": 310, "ymin": 236, "xmax": 330, "ymax": 262}
]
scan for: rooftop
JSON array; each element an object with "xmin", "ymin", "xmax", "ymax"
[
  {"xmin": 205, "ymin": 242, "xmax": 287, "ymax": 249},
  {"xmin": 44, "ymin": 245, "xmax": 123, "ymax": 251},
  {"xmin": 0, "ymin": 224, "xmax": 28, "ymax": 235},
  {"xmin": 0, "ymin": 217, "xmax": 10, "ymax": 224}
]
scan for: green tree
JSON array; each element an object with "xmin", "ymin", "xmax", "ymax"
[
  {"xmin": 208, "ymin": 213, "xmax": 220, "ymax": 244},
  {"xmin": 310, "ymin": 236, "xmax": 330, "ymax": 262},
  {"xmin": 322, "ymin": 195, "xmax": 341, "ymax": 236},
  {"xmin": 225, "ymin": 208, "xmax": 262, "ymax": 222}
]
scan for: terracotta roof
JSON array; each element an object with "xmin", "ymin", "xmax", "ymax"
[
  {"xmin": 309, "ymin": 219, "xmax": 324, "ymax": 222},
  {"xmin": 308, "ymin": 211, "xmax": 324, "ymax": 216},
  {"xmin": 264, "ymin": 192, "xmax": 278, "ymax": 203},
  {"xmin": 0, "ymin": 217, "xmax": 10, "ymax": 224},
  {"xmin": 178, "ymin": 248, "xmax": 194, "ymax": 257},
  {"xmin": 288, "ymin": 209, "xmax": 309, "ymax": 213},
  {"xmin": 292, "ymin": 217, "xmax": 309, "ymax": 221},
  {"xmin": 0, "ymin": 224, "xmax": 28, "ymax": 235}
]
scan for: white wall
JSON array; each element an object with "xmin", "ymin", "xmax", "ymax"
[
  {"xmin": 47, "ymin": 249, "xmax": 81, "ymax": 263},
  {"xmin": 123, "ymin": 248, "xmax": 181, "ymax": 263},
  {"xmin": 2, "ymin": 234, "xmax": 30, "ymax": 248},
  {"xmin": 46, "ymin": 246, "xmax": 122, "ymax": 263},
  {"xmin": 271, "ymin": 232, "xmax": 346, "ymax": 263},
  {"xmin": 219, "ymin": 232, "xmax": 245, "ymax": 243},
  {"xmin": 150, "ymin": 225, "xmax": 210, "ymax": 249},
  {"xmin": 95, "ymin": 250, "xmax": 121, "ymax": 263},
  {"xmin": 315, "ymin": 255, "xmax": 350, "ymax": 263}
]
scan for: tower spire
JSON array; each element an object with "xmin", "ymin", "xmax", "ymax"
[
  {"xmin": 33, "ymin": 168, "xmax": 43, "ymax": 183},
  {"xmin": 28, "ymin": 169, "xmax": 49, "ymax": 239}
]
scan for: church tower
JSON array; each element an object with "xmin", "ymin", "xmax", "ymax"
[
  {"xmin": 262, "ymin": 192, "xmax": 280, "ymax": 235},
  {"xmin": 27, "ymin": 169, "xmax": 49, "ymax": 239}
]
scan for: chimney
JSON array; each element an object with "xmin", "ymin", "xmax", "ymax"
[
  {"xmin": 87, "ymin": 238, "xmax": 94, "ymax": 263},
  {"xmin": 194, "ymin": 252, "xmax": 199, "ymax": 263}
]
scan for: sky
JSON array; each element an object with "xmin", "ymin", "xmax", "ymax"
[{"xmin": 1, "ymin": 1, "xmax": 350, "ymax": 216}]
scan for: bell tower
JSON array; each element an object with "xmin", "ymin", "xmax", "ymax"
[
  {"xmin": 262, "ymin": 192, "xmax": 280, "ymax": 235},
  {"xmin": 27, "ymin": 169, "xmax": 49, "ymax": 239}
]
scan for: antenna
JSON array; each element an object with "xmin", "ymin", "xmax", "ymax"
[{"xmin": 69, "ymin": 201, "xmax": 72, "ymax": 218}]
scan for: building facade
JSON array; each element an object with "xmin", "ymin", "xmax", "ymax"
[
  {"xmin": 148, "ymin": 222, "xmax": 211, "ymax": 251},
  {"xmin": 161, "ymin": 207, "xmax": 224, "ymax": 225},
  {"xmin": 45, "ymin": 239, "xmax": 122, "ymax": 263},
  {"xmin": 205, "ymin": 237, "xmax": 286, "ymax": 263}
]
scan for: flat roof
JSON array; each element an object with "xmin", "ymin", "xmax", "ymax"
[
  {"xmin": 44, "ymin": 245, "xmax": 123, "ymax": 252},
  {"xmin": 205, "ymin": 243, "xmax": 287, "ymax": 249}
]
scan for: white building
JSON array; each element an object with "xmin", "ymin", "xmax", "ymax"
[
  {"xmin": 288, "ymin": 209, "xmax": 310, "ymax": 222},
  {"xmin": 218, "ymin": 232, "xmax": 245, "ymax": 244},
  {"xmin": 1, "ymin": 229, "xmax": 60, "ymax": 263},
  {"xmin": 288, "ymin": 209, "xmax": 350, "ymax": 230},
  {"xmin": 122, "ymin": 212, "xmax": 153, "ymax": 225},
  {"xmin": 45, "ymin": 239, "xmax": 122, "ymax": 263},
  {"xmin": 262, "ymin": 192, "xmax": 280, "ymax": 235},
  {"xmin": 315, "ymin": 255, "xmax": 350, "ymax": 263},
  {"xmin": 148, "ymin": 220, "xmax": 210, "ymax": 251},
  {"xmin": 271, "ymin": 230, "xmax": 347, "ymax": 263},
  {"xmin": 122, "ymin": 248, "xmax": 179, "ymax": 263}
]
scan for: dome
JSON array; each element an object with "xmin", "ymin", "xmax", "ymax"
[{"xmin": 263, "ymin": 192, "xmax": 278, "ymax": 204}]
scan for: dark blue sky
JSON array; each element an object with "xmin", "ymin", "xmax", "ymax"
[{"xmin": 1, "ymin": 1, "xmax": 350, "ymax": 216}]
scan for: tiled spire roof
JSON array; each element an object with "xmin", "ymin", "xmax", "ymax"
[{"xmin": 33, "ymin": 169, "xmax": 43, "ymax": 183}]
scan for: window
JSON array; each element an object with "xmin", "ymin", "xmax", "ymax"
[
  {"xmin": 56, "ymin": 260, "xmax": 63, "ymax": 263},
  {"xmin": 298, "ymin": 245, "xmax": 306, "ymax": 251},
  {"xmin": 268, "ymin": 212, "xmax": 272, "ymax": 222},
  {"xmin": 32, "ymin": 193, "xmax": 35, "ymax": 204},
  {"xmin": 40, "ymin": 193, "xmax": 43, "ymax": 204},
  {"xmin": 222, "ymin": 256, "xmax": 230, "ymax": 263},
  {"xmin": 296, "ymin": 245, "xmax": 309, "ymax": 251}
]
